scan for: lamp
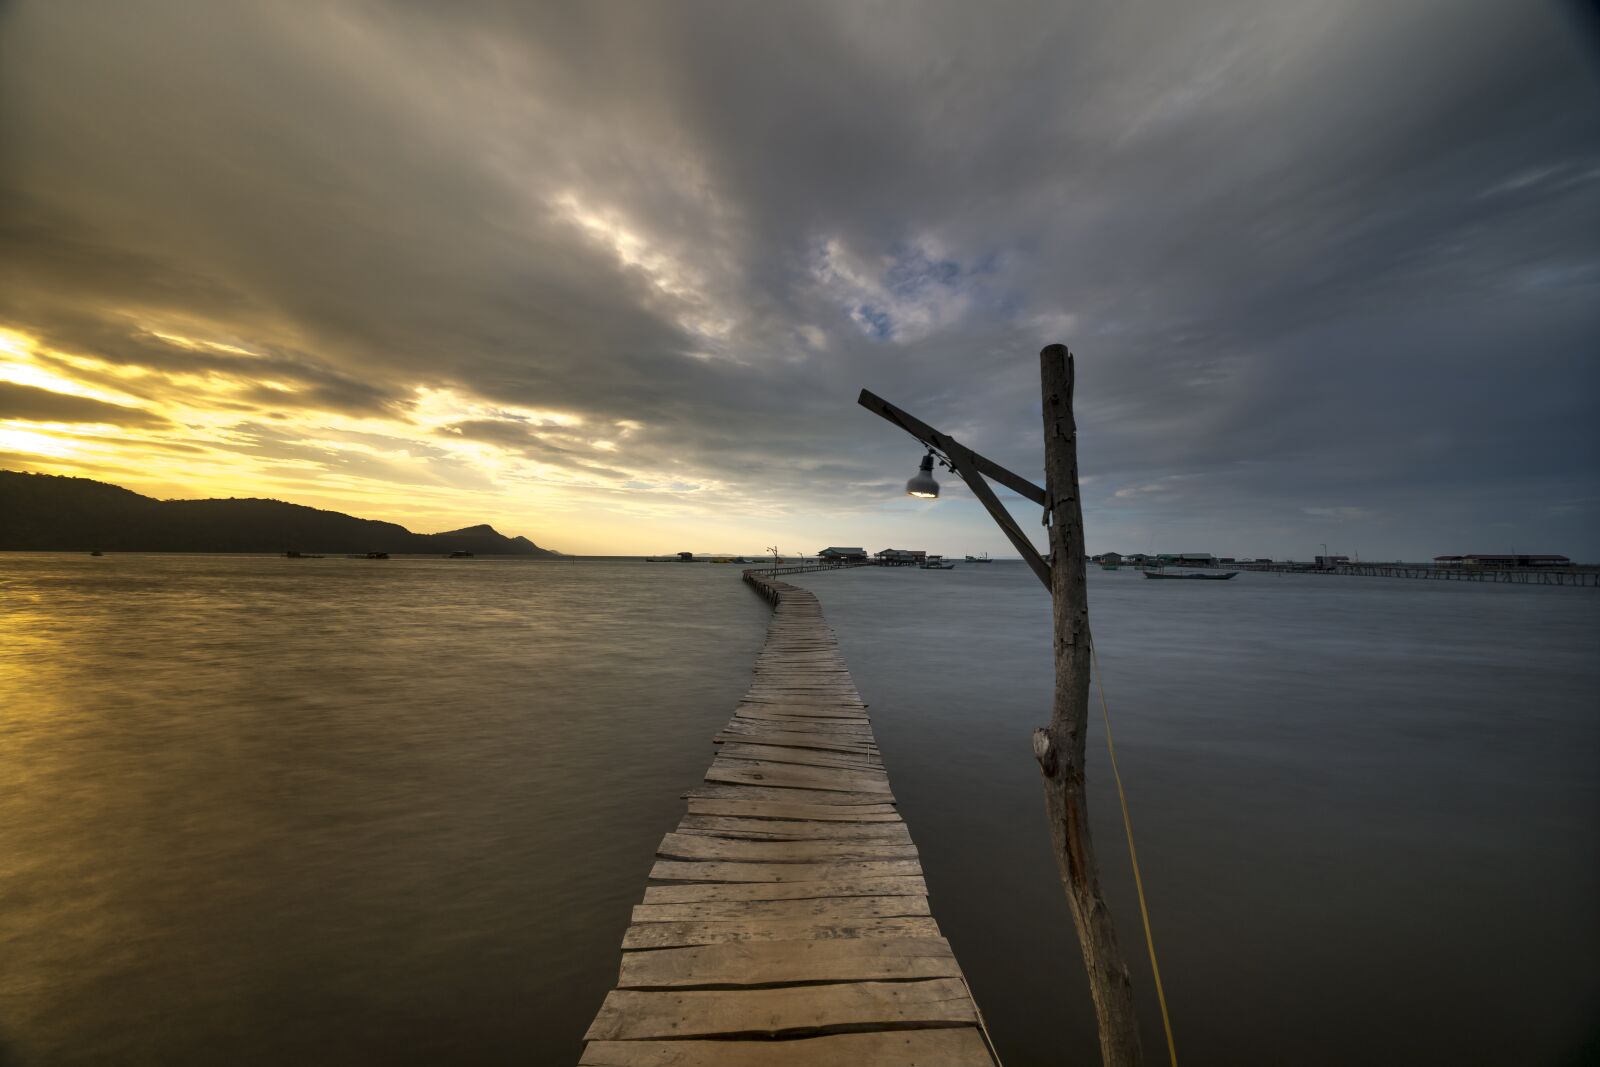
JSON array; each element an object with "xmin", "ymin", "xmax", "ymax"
[{"xmin": 905, "ymin": 452, "xmax": 939, "ymax": 498}]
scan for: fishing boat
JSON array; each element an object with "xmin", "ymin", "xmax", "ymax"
[
  {"xmin": 920, "ymin": 555, "xmax": 956, "ymax": 570},
  {"xmin": 1141, "ymin": 569, "xmax": 1237, "ymax": 580},
  {"xmin": 964, "ymin": 552, "xmax": 993, "ymax": 563}
]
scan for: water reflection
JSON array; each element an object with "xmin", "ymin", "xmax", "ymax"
[{"xmin": 0, "ymin": 555, "xmax": 767, "ymax": 1066}]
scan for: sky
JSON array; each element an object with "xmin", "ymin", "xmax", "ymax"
[{"xmin": 1, "ymin": 1, "xmax": 1597, "ymax": 558}]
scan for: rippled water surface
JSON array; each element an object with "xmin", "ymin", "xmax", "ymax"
[{"xmin": 1, "ymin": 555, "xmax": 1596, "ymax": 1065}]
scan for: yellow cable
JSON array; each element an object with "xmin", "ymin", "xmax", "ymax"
[{"xmin": 1091, "ymin": 640, "xmax": 1178, "ymax": 1067}]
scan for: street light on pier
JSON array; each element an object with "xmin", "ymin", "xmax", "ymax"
[
  {"xmin": 860, "ymin": 344, "xmax": 1149, "ymax": 1067},
  {"xmin": 905, "ymin": 451, "xmax": 940, "ymax": 499}
]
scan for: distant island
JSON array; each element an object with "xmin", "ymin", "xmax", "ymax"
[{"xmin": 0, "ymin": 470, "xmax": 560, "ymax": 556}]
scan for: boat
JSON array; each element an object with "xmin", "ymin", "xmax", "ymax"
[
  {"xmin": 964, "ymin": 553, "xmax": 993, "ymax": 563},
  {"xmin": 920, "ymin": 555, "xmax": 956, "ymax": 570},
  {"xmin": 89, "ymin": 550, "xmax": 104, "ymax": 557},
  {"xmin": 284, "ymin": 551, "xmax": 324, "ymax": 559},
  {"xmin": 1141, "ymin": 569, "xmax": 1237, "ymax": 580},
  {"xmin": 347, "ymin": 551, "xmax": 390, "ymax": 559},
  {"xmin": 447, "ymin": 551, "xmax": 474, "ymax": 558}
]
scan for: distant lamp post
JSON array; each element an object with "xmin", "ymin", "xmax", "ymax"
[
  {"xmin": 905, "ymin": 451, "xmax": 940, "ymax": 498},
  {"xmin": 860, "ymin": 345, "xmax": 1145, "ymax": 1067}
]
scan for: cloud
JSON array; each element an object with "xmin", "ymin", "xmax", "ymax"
[
  {"xmin": 0, "ymin": 0, "xmax": 1595, "ymax": 556},
  {"xmin": 0, "ymin": 380, "xmax": 168, "ymax": 427},
  {"xmin": 444, "ymin": 418, "xmax": 628, "ymax": 481}
]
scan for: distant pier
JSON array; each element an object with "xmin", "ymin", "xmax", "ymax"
[
  {"xmin": 1234, "ymin": 561, "xmax": 1598, "ymax": 587},
  {"xmin": 580, "ymin": 570, "xmax": 995, "ymax": 1065}
]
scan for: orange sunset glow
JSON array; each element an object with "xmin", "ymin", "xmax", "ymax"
[{"xmin": 0, "ymin": 322, "xmax": 767, "ymax": 554}]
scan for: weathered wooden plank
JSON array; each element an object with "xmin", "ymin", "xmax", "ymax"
[
  {"xmin": 615, "ymin": 936, "xmax": 960, "ymax": 988},
  {"xmin": 673, "ymin": 824, "xmax": 909, "ymax": 844},
  {"xmin": 622, "ymin": 916, "xmax": 943, "ymax": 949},
  {"xmin": 749, "ymin": 661, "xmax": 846, "ymax": 667},
  {"xmin": 677, "ymin": 815, "xmax": 910, "ymax": 841},
  {"xmin": 632, "ymin": 894, "xmax": 930, "ymax": 925},
  {"xmin": 641, "ymin": 875, "xmax": 929, "ymax": 904},
  {"xmin": 684, "ymin": 797, "xmax": 901, "ymax": 821},
  {"xmin": 682, "ymin": 784, "xmax": 895, "ymax": 806},
  {"xmin": 705, "ymin": 760, "xmax": 893, "ymax": 795},
  {"xmin": 748, "ymin": 672, "xmax": 856, "ymax": 679},
  {"xmin": 718, "ymin": 737, "xmax": 880, "ymax": 756},
  {"xmin": 754, "ymin": 664, "xmax": 847, "ymax": 670},
  {"xmin": 715, "ymin": 742, "xmax": 884, "ymax": 770},
  {"xmin": 713, "ymin": 731, "xmax": 878, "ymax": 756},
  {"xmin": 734, "ymin": 703, "xmax": 871, "ymax": 718},
  {"xmin": 649, "ymin": 858, "xmax": 924, "ymax": 883},
  {"xmin": 580, "ymin": 1028, "xmax": 993, "ymax": 1066},
  {"xmin": 656, "ymin": 832, "xmax": 918, "ymax": 864},
  {"xmin": 709, "ymin": 757, "xmax": 890, "ymax": 783},
  {"xmin": 732, "ymin": 708, "xmax": 871, "ymax": 727},
  {"xmin": 739, "ymin": 697, "xmax": 868, "ymax": 709},
  {"xmin": 717, "ymin": 717, "xmax": 875, "ymax": 738},
  {"xmin": 735, "ymin": 703, "xmax": 870, "ymax": 719},
  {"xmin": 747, "ymin": 682, "xmax": 861, "ymax": 692},
  {"xmin": 584, "ymin": 978, "xmax": 979, "ymax": 1040},
  {"xmin": 712, "ymin": 755, "xmax": 888, "ymax": 777}
]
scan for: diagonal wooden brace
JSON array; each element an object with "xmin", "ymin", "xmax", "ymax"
[{"xmin": 857, "ymin": 388, "xmax": 1052, "ymax": 590}]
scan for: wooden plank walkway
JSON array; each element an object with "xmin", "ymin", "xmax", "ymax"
[{"xmin": 581, "ymin": 572, "xmax": 996, "ymax": 1066}]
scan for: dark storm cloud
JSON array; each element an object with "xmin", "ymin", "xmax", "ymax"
[
  {"xmin": 1, "ymin": 0, "xmax": 1596, "ymax": 554},
  {"xmin": 0, "ymin": 381, "xmax": 169, "ymax": 427}
]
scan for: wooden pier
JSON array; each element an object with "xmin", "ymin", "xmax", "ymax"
[{"xmin": 580, "ymin": 572, "xmax": 996, "ymax": 1066}]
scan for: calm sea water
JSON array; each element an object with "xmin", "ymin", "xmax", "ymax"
[{"xmin": 0, "ymin": 555, "xmax": 1595, "ymax": 1065}]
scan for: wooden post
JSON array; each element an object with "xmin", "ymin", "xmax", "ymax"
[{"xmin": 1032, "ymin": 343, "xmax": 1144, "ymax": 1067}]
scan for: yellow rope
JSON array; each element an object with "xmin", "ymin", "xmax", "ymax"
[{"xmin": 1091, "ymin": 640, "xmax": 1178, "ymax": 1067}]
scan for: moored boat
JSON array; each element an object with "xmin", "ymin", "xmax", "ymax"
[{"xmin": 1141, "ymin": 569, "xmax": 1237, "ymax": 580}]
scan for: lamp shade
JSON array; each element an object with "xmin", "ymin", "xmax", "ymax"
[{"xmin": 905, "ymin": 453, "xmax": 939, "ymax": 498}]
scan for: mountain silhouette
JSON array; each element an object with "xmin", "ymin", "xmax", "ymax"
[{"xmin": 0, "ymin": 470, "xmax": 559, "ymax": 555}]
